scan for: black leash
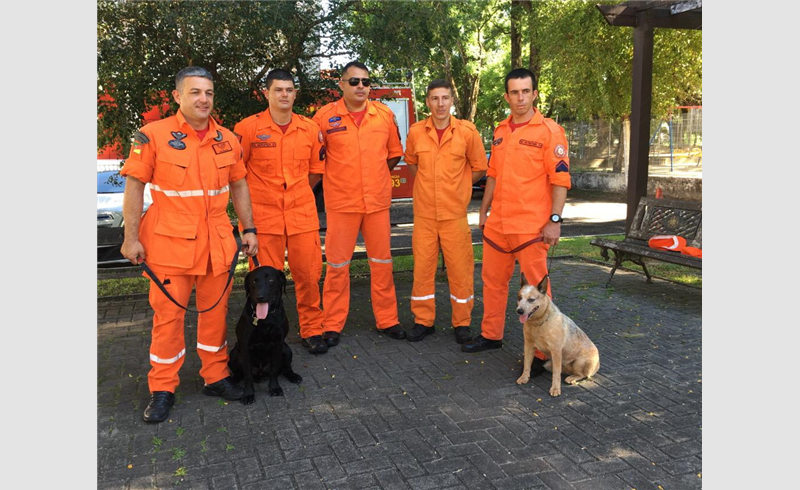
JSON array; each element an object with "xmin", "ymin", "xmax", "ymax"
[
  {"xmin": 140, "ymin": 242, "xmax": 246, "ymax": 314},
  {"xmin": 481, "ymin": 230, "xmax": 558, "ymax": 279}
]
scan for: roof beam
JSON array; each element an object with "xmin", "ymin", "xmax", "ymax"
[{"xmin": 596, "ymin": 2, "xmax": 702, "ymax": 30}]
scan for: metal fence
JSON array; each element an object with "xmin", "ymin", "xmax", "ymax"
[{"xmin": 561, "ymin": 107, "xmax": 702, "ymax": 175}]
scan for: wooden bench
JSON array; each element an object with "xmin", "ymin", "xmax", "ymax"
[{"xmin": 591, "ymin": 197, "xmax": 701, "ymax": 287}]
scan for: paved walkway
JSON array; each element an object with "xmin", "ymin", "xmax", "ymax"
[{"xmin": 98, "ymin": 259, "xmax": 701, "ymax": 490}]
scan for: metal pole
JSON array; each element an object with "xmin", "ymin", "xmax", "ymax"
[{"xmin": 669, "ymin": 113, "xmax": 674, "ymax": 172}]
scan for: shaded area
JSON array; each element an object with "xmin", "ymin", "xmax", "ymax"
[{"xmin": 98, "ymin": 259, "xmax": 701, "ymax": 489}]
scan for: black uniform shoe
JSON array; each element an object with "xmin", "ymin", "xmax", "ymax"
[
  {"xmin": 407, "ymin": 323, "xmax": 435, "ymax": 342},
  {"xmin": 378, "ymin": 324, "xmax": 407, "ymax": 340},
  {"xmin": 143, "ymin": 391, "xmax": 174, "ymax": 423},
  {"xmin": 461, "ymin": 334, "xmax": 502, "ymax": 353},
  {"xmin": 453, "ymin": 326, "xmax": 474, "ymax": 344},
  {"xmin": 322, "ymin": 331, "xmax": 340, "ymax": 347},
  {"xmin": 302, "ymin": 335, "xmax": 329, "ymax": 354},
  {"xmin": 529, "ymin": 356, "xmax": 547, "ymax": 377},
  {"xmin": 202, "ymin": 377, "xmax": 244, "ymax": 401}
]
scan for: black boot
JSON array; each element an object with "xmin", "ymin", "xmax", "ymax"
[
  {"xmin": 143, "ymin": 391, "xmax": 174, "ymax": 423},
  {"xmin": 202, "ymin": 377, "xmax": 244, "ymax": 401},
  {"xmin": 461, "ymin": 334, "xmax": 502, "ymax": 353}
]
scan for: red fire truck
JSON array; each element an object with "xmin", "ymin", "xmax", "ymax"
[{"xmin": 97, "ymin": 85, "xmax": 418, "ymax": 199}]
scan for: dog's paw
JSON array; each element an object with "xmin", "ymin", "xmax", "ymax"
[
  {"xmin": 565, "ymin": 375, "xmax": 583, "ymax": 385},
  {"xmin": 285, "ymin": 372, "xmax": 302, "ymax": 384},
  {"xmin": 516, "ymin": 375, "xmax": 530, "ymax": 385},
  {"xmin": 549, "ymin": 385, "xmax": 561, "ymax": 397},
  {"xmin": 269, "ymin": 387, "xmax": 284, "ymax": 397},
  {"xmin": 241, "ymin": 394, "xmax": 256, "ymax": 405}
]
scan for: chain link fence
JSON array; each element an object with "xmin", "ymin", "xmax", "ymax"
[{"xmin": 561, "ymin": 107, "xmax": 702, "ymax": 176}]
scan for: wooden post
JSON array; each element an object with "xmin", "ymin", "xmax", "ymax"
[{"xmin": 627, "ymin": 11, "xmax": 654, "ymax": 233}]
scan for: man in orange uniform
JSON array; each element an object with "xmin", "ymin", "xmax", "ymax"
[
  {"xmin": 462, "ymin": 68, "xmax": 571, "ymax": 369},
  {"xmin": 312, "ymin": 61, "xmax": 407, "ymax": 344},
  {"xmin": 121, "ymin": 67, "xmax": 259, "ymax": 423},
  {"xmin": 404, "ymin": 79, "xmax": 487, "ymax": 344},
  {"xmin": 234, "ymin": 69, "xmax": 329, "ymax": 355}
]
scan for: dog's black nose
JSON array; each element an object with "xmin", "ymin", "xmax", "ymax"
[{"xmin": 516, "ymin": 308, "xmax": 524, "ymax": 315}]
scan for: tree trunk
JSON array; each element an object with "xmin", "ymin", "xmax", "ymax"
[
  {"xmin": 461, "ymin": 72, "xmax": 480, "ymax": 122},
  {"xmin": 510, "ymin": 0, "xmax": 524, "ymax": 70}
]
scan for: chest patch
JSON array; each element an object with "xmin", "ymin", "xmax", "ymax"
[
  {"xmin": 212, "ymin": 141, "xmax": 233, "ymax": 154},
  {"xmin": 251, "ymin": 142, "xmax": 277, "ymax": 148},
  {"xmin": 492, "ymin": 137, "xmax": 503, "ymax": 146},
  {"xmin": 519, "ymin": 139, "xmax": 543, "ymax": 148},
  {"xmin": 327, "ymin": 126, "xmax": 347, "ymax": 134},
  {"xmin": 168, "ymin": 131, "xmax": 187, "ymax": 150}
]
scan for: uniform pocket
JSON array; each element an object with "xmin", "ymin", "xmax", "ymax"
[
  {"xmin": 251, "ymin": 146, "xmax": 279, "ymax": 176},
  {"xmin": 216, "ymin": 222, "xmax": 239, "ymax": 261},
  {"xmin": 149, "ymin": 213, "xmax": 199, "ymax": 268},
  {"xmin": 153, "ymin": 152, "xmax": 191, "ymax": 186},
  {"xmin": 213, "ymin": 152, "xmax": 236, "ymax": 187},
  {"xmin": 293, "ymin": 144, "xmax": 312, "ymax": 177}
]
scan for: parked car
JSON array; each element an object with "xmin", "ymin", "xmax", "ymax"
[
  {"xmin": 472, "ymin": 151, "xmax": 491, "ymax": 195},
  {"xmin": 97, "ymin": 170, "xmax": 152, "ymax": 265}
]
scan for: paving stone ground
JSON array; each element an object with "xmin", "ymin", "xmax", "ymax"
[{"xmin": 97, "ymin": 259, "xmax": 702, "ymax": 490}]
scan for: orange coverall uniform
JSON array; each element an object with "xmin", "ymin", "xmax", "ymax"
[
  {"xmin": 233, "ymin": 111, "xmax": 326, "ymax": 339},
  {"xmin": 120, "ymin": 111, "xmax": 246, "ymax": 393},
  {"xmin": 481, "ymin": 109, "xmax": 571, "ymax": 344},
  {"xmin": 312, "ymin": 99, "xmax": 404, "ymax": 331},
  {"xmin": 404, "ymin": 116, "xmax": 487, "ymax": 328}
]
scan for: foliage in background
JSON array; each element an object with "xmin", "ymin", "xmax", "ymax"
[
  {"xmin": 98, "ymin": 0, "xmax": 347, "ymax": 156},
  {"xmin": 344, "ymin": 0, "xmax": 507, "ymax": 125},
  {"xmin": 98, "ymin": 1, "xmax": 701, "ymax": 154}
]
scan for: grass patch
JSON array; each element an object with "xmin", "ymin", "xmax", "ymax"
[
  {"xmin": 97, "ymin": 234, "xmax": 700, "ymax": 297},
  {"xmin": 550, "ymin": 235, "xmax": 701, "ymax": 287}
]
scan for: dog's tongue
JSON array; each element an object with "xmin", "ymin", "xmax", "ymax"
[
  {"xmin": 519, "ymin": 313, "xmax": 530, "ymax": 324},
  {"xmin": 256, "ymin": 302, "xmax": 269, "ymax": 320}
]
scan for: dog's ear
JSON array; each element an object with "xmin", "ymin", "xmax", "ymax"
[
  {"xmin": 537, "ymin": 274, "xmax": 549, "ymax": 295},
  {"xmin": 520, "ymin": 272, "xmax": 529, "ymax": 288}
]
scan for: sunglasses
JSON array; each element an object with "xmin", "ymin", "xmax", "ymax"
[{"xmin": 343, "ymin": 77, "xmax": 371, "ymax": 87}]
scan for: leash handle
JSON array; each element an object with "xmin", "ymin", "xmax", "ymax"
[
  {"xmin": 140, "ymin": 242, "xmax": 244, "ymax": 314},
  {"xmin": 482, "ymin": 232, "xmax": 543, "ymax": 254}
]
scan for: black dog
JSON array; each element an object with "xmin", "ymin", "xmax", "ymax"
[{"xmin": 228, "ymin": 266, "xmax": 302, "ymax": 404}]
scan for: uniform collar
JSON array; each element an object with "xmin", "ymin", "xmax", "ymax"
[
  {"xmin": 176, "ymin": 110, "xmax": 218, "ymax": 136},
  {"xmin": 336, "ymin": 97, "xmax": 378, "ymax": 116},
  {"xmin": 258, "ymin": 109, "xmax": 301, "ymax": 134},
  {"xmin": 424, "ymin": 115, "xmax": 457, "ymax": 132},
  {"xmin": 500, "ymin": 107, "xmax": 543, "ymax": 128}
]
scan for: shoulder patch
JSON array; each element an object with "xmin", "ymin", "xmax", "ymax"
[{"xmin": 133, "ymin": 131, "xmax": 150, "ymax": 144}]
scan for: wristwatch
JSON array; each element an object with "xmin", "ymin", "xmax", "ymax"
[
  {"xmin": 549, "ymin": 213, "xmax": 563, "ymax": 224},
  {"xmin": 242, "ymin": 228, "xmax": 258, "ymax": 235}
]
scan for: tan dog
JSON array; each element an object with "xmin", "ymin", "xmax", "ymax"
[{"xmin": 515, "ymin": 274, "xmax": 600, "ymax": 396}]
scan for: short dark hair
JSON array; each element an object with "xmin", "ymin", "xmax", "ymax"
[
  {"xmin": 504, "ymin": 68, "xmax": 537, "ymax": 93},
  {"xmin": 426, "ymin": 79, "xmax": 453, "ymax": 97},
  {"xmin": 265, "ymin": 69, "xmax": 295, "ymax": 89},
  {"xmin": 341, "ymin": 61, "xmax": 369, "ymax": 79},
  {"xmin": 175, "ymin": 66, "xmax": 213, "ymax": 91}
]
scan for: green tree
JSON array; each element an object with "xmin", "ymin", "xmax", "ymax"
[
  {"xmin": 343, "ymin": 0, "xmax": 507, "ymax": 126},
  {"xmin": 97, "ymin": 0, "xmax": 349, "ymax": 156}
]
